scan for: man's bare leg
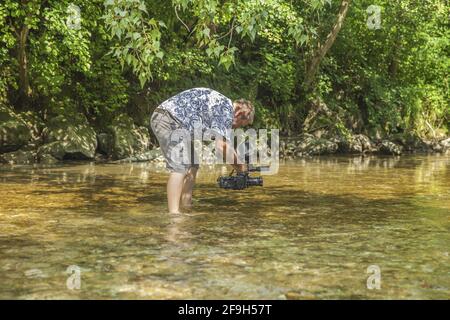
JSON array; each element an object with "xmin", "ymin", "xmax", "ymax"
[
  {"xmin": 181, "ymin": 167, "xmax": 198, "ymax": 208},
  {"xmin": 167, "ymin": 172, "xmax": 185, "ymax": 214}
]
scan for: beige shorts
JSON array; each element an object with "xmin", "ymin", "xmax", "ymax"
[{"xmin": 150, "ymin": 109, "xmax": 199, "ymax": 173}]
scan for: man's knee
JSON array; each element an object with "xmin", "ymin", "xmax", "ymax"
[{"xmin": 185, "ymin": 167, "xmax": 197, "ymax": 181}]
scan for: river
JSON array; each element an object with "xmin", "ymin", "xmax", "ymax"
[{"xmin": 0, "ymin": 155, "xmax": 448, "ymax": 299}]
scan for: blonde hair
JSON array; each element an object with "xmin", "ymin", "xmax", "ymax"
[{"xmin": 234, "ymin": 99, "xmax": 255, "ymax": 124}]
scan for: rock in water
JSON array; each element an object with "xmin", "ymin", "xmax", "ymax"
[
  {"xmin": 38, "ymin": 114, "xmax": 97, "ymax": 160},
  {"xmin": 0, "ymin": 150, "xmax": 36, "ymax": 165},
  {"xmin": 108, "ymin": 114, "xmax": 150, "ymax": 159},
  {"xmin": 309, "ymin": 138, "xmax": 338, "ymax": 155},
  {"xmin": 97, "ymin": 132, "xmax": 114, "ymax": 155},
  {"xmin": 112, "ymin": 147, "xmax": 163, "ymax": 163},
  {"xmin": 389, "ymin": 132, "xmax": 430, "ymax": 153},
  {"xmin": 298, "ymin": 134, "xmax": 338, "ymax": 156},
  {"xmin": 0, "ymin": 104, "xmax": 32, "ymax": 153},
  {"xmin": 337, "ymin": 134, "xmax": 373, "ymax": 154},
  {"xmin": 439, "ymin": 138, "xmax": 450, "ymax": 154},
  {"xmin": 38, "ymin": 153, "xmax": 59, "ymax": 165},
  {"xmin": 379, "ymin": 140, "xmax": 403, "ymax": 155}
]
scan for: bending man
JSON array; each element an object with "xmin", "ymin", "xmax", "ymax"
[{"xmin": 150, "ymin": 87, "xmax": 254, "ymax": 214}]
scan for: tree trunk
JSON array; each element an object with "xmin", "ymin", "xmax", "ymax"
[
  {"xmin": 17, "ymin": 24, "xmax": 31, "ymax": 109},
  {"xmin": 304, "ymin": 0, "xmax": 352, "ymax": 89}
]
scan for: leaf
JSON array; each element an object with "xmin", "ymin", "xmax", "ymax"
[
  {"xmin": 299, "ymin": 34, "xmax": 308, "ymax": 45},
  {"xmin": 202, "ymin": 27, "xmax": 210, "ymax": 38},
  {"xmin": 139, "ymin": 73, "xmax": 147, "ymax": 88},
  {"xmin": 156, "ymin": 51, "xmax": 164, "ymax": 59},
  {"xmin": 138, "ymin": 2, "xmax": 147, "ymax": 13}
]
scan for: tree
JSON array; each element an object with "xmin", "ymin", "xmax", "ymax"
[
  {"xmin": 0, "ymin": 0, "xmax": 447, "ymax": 138},
  {"xmin": 3, "ymin": 0, "xmax": 43, "ymax": 109},
  {"xmin": 304, "ymin": 0, "xmax": 352, "ymax": 90}
]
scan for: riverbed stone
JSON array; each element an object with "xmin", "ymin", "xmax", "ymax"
[
  {"xmin": 0, "ymin": 150, "xmax": 36, "ymax": 165},
  {"xmin": 0, "ymin": 104, "xmax": 32, "ymax": 153},
  {"xmin": 298, "ymin": 134, "xmax": 338, "ymax": 155},
  {"xmin": 439, "ymin": 138, "xmax": 450, "ymax": 153},
  {"xmin": 108, "ymin": 114, "xmax": 150, "ymax": 159},
  {"xmin": 38, "ymin": 153, "xmax": 59, "ymax": 165},
  {"xmin": 338, "ymin": 134, "xmax": 373, "ymax": 154},
  {"xmin": 280, "ymin": 135, "xmax": 338, "ymax": 157},
  {"xmin": 20, "ymin": 110, "xmax": 45, "ymax": 148},
  {"xmin": 97, "ymin": 132, "xmax": 114, "ymax": 155},
  {"xmin": 390, "ymin": 132, "xmax": 430, "ymax": 152},
  {"xmin": 113, "ymin": 147, "xmax": 162, "ymax": 163},
  {"xmin": 308, "ymin": 138, "xmax": 338, "ymax": 155},
  {"xmin": 379, "ymin": 140, "xmax": 403, "ymax": 155},
  {"xmin": 38, "ymin": 114, "xmax": 97, "ymax": 160},
  {"xmin": 425, "ymin": 137, "xmax": 450, "ymax": 154}
]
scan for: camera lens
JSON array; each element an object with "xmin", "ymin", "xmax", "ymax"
[{"xmin": 247, "ymin": 176, "xmax": 263, "ymax": 187}]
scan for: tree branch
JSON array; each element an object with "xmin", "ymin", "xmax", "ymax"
[
  {"xmin": 304, "ymin": 0, "xmax": 352, "ymax": 89},
  {"xmin": 227, "ymin": 17, "xmax": 236, "ymax": 49},
  {"xmin": 174, "ymin": 5, "xmax": 190, "ymax": 33}
]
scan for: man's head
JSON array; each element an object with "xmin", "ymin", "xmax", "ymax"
[{"xmin": 232, "ymin": 99, "xmax": 255, "ymax": 128}]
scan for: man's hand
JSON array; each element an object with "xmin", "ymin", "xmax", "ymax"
[
  {"xmin": 215, "ymin": 138, "xmax": 247, "ymax": 172},
  {"xmin": 234, "ymin": 164, "xmax": 247, "ymax": 173}
]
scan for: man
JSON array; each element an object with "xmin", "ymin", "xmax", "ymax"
[{"xmin": 150, "ymin": 87, "xmax": 255, "ymax": 214}]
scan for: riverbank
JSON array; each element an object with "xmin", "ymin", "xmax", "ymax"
[{"xmin": 1, "ymin": 105, "xmax": 449, "ymax": 165}]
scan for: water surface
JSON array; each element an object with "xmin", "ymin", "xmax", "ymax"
[{"xmin": 0, "ymin": 155, "xmax": 448, "ymax": 299}]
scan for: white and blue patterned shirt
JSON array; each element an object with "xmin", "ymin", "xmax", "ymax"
[{"xmin": 159, "ymin": 88, "xmax": 233, "ymax": 139}]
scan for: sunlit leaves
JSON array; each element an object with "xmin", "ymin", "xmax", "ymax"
[
  {"xmin": 218, "ymin": 47, "xmax": 238, "ymax": 70},
  {"xmin": 103, "ymin": 0, "xmax": 165, "ymax": 87},
  {"xmin": 0, "ymin": 0, "xmax": 447, "ymax": 138},
  {"xmin": 310, "ymin": 0, "xmax": 332, "ymax": 10},
  {"xmin": 102, "ymin": 0, "xmax": 318, "ymax": 82}
]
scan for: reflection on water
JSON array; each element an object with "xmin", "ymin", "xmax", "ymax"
[{"xmin": 0, "ymin": 155, "xmax": 449, "ymax": 299}]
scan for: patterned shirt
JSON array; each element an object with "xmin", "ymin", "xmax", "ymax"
[{"xmin": 158, "ymin": 88, "xmax": 233, "ymax": 139}]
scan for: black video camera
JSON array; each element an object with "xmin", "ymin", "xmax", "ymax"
[{"xmin": 217, "ymin": 167, "xmax": 263, "ymax": 190}]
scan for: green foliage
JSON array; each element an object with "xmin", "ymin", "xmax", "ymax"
[
  {"xmin": 323, "ymin": 0, "xmax": 448, "ymax": 137},
  {"xmin": 103, "ymin": 0, "xmax": 165, "ymax": 87},
  {"xmin": 0, "ymin": 0, "xmax": 447, "ymax": 138},
  {"xmin": 31, "ymin": 1, "xmax": 92, "ymax": 96}
]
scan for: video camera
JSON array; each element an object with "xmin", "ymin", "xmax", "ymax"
[
  {"xmin": 217, "ymin": 140, "xmax": 270, "ymax": 190},
  {"xmin": 217, "ymin": 166, "xmax": 264, "ymax": 190}
]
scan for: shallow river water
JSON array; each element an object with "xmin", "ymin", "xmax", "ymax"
[{"xmin": 0, "ymin": 155, "xmax": 448, "ymax": 299}]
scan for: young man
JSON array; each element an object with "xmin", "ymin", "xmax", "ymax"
[{"xmin": 150, "ymin": 87, "xmax": 255, "ymax": 214}]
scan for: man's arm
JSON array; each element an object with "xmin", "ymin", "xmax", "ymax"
[{"xmin": 215, "ymin": 138, "xmax": 247, "ymax": 173}]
